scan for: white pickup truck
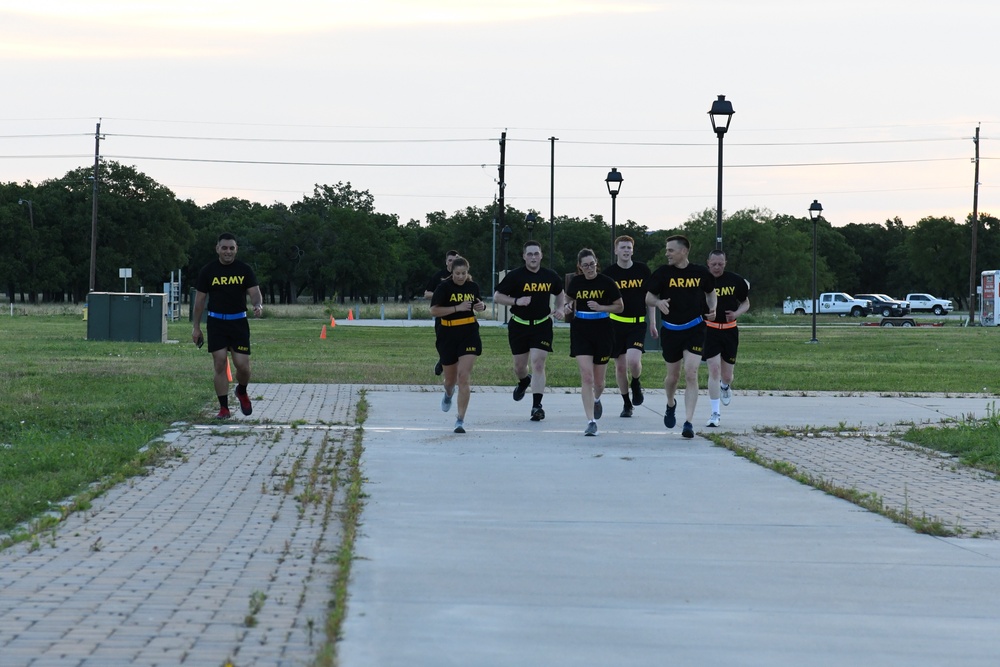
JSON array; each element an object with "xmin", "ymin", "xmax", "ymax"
[
  {"xmin": 905, "ymin": 293, "xmax": 953, "ymax": 315},
  {"xmin": 783, "ymin": 292, "xmax": 871, "ymax": 317}
]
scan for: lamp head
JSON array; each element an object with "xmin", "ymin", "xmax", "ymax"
[
  {"xmin": 605, "ymin": 167, "xmax": 623, "ymax": 196},
  {"xmin": 708, "ymin": 95, "xmax": 735, "ymax": 136},
  {"xmin": 809, "ymin": 199, "xmax": 824, "ymax": 221}
]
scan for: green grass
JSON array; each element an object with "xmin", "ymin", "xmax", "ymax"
[{"xmin": 0, "ymin": 310, "xmax": 997, "ymax": 539}]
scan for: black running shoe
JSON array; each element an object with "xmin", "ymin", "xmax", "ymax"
[
  {"xmin": 513, "ymin": 374, "xmax": 531, "ymax": 401},
  {"xmin": 631, "ymin": 378, "xmax": 644, "ymax": 406},
  {"xmin": 530, "ymin": 405, "xmax": 545, "ymax": 421},
  {"xmin": 594, "ymin": 399, "xmax": 603, "ymax": 420},
  {"xmin": 620, "ymin": 406, "xmax": 633, "ymax": 418},
  {"xmin": 682, "ymin": 421, "xmax": 695, "ymax": 438},
  {"xmin": 664, "ymin": 401, "xmax": 676, "ymax": 429},
  {"xmin": 434, "ymin": 360, "xmax": 443, "ymax": 376}
]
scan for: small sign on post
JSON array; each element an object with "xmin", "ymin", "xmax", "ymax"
[{"xmin": 119, "ymin": 267, "xmax": 132, "ymax": 292}]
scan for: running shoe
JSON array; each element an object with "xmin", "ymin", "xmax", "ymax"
[
  {"xmin": 720, "ymin": 384, "xmax": 732, "ymax": 406},
  {"xmin": 454, "ymin": 419, "xmax": 465, "ymax": 434},
  {"xmin": 663, "ymin": 401, "xmax": 676, "ymax": 428},
  {"xmin": 530, "ymin": 405, "xmax": 545, "ymax": 421},
  {"xmin": 631, "ymin": 378, "xmax": 644, "ymax": 406},
  {"xmin": 441, "ymin": 390, "xmax": 453, "ymax": 412},
  {"xmin": 434, "ymin": 360, "xmax": 443, "ymax": 376},
  {"xmin": 706, "ymin": 412, "xmax": 721, "ymax": 428},
  {"xmin": 594, "ymin": 399, "xmax": 603, "ymax": 420},
  {"xmin": 584, "ymin": 421, "xmax": 598, "ymax": 436},
  {"xmin": 620, "ymin": 406, "xmax": 633, "ymax": 418},
  {"xmin": 682, "ymin": 421, "xmax": 695, "ymax": 438},
  {"xmin": 513, "ymin": 374, "xmax": 531, "ymax": 401},
  {"xmin": 235, "ymin": 385, "xmax": 253, "ymax": 416},
  {"xmin": 215, "ymin": 407, "xmax": 231, "ymax": 420}
]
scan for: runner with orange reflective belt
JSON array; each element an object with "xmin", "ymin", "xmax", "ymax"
[{"xmin": 702, "ymin": 249, "xmax": 751, "ymax": 428}]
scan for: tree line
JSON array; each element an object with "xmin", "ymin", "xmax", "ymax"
[{"xmin": 1, "ymin": 161, "xmax": 994, "ymax": 310}]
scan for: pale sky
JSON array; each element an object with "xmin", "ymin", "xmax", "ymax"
[{"xmin": 1, "ymin": 0, "xmax": 996, "ymax": 230}]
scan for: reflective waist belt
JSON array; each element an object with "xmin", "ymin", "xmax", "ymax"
[
  {"xmin": 208, "ymin": 311, "xmax": 247, "ymax": 320},
  {"xmin": 575, "ymin": 311, "xmax": 610, "ymax": 320},
  {"xmin": 510, "ymin": 315, "xmax": 551, "ymax": 326},
  {"xmin": 441, "ymin": 316, "xmax": 476, "ymax": 327},
  {"xmin": 705, "ymin": 320, "xmax": 737, "ymax": 330},
  {"xmin": 610, "ymin": 314, "xmax": 645, "ymax": 324},
  {"xmin": 661, "ymin": 316, "xmax": 703, "ymax": 331}
]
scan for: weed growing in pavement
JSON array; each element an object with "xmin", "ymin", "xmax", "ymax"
[
  {"xmin": 245, "ymin": 590, "xmax": 268, "ymax": 627},
  {"xmin": 707, "ymin": 434, "xmax": 964, "ymax": 537},
  {"xmin": 903, "ymin": 402, "xmax": 1000, "ymax": 475}
]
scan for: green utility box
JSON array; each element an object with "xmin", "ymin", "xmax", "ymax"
[{"xmin": 86, "ymin": 292, "xmax": 168, "ymax": 342}]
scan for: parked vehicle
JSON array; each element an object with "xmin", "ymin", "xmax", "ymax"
[
  {"xmin": 783, "ymin": 292, "xmax": 871, "ymax": 317},
  {"xmin": 905, "ymin": 293, "xmax": 953, "ymax": 315},
  {"xmin": 855, "ymin": 293, "xmax": 910, "ymax": 317}
]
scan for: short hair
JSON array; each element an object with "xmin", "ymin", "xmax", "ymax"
[
  {"xmin": 522, "ymin": 240, "xmax": 541, "ymax": 252},
  {"xmin": 665, "ymin": 234, "xmax": 690, "ymax": 249},
  {"xmin": 217, "ymin": 232, "xmax": 237, "ymax": 243},
  {"xmin": 614, "ymin": 235, "xmax": 635, "ymax": 247},
  {"xmin": 451, "ymin": 256, "xmax": 469, "ymax": 270},
  {"xmin": 708, "ymin": 249, "xmax": 726, "ymax": 260}
]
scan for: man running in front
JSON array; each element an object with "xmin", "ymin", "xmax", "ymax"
[
  {"xmin": 494, "ymin": 240, "xmax": 566, "ymax": 421},
  {"xmin": 645, "ymin": 235, "xmax": 716, "ymax": 439}
]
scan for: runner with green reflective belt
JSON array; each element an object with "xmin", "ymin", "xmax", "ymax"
[
  {"xmin": 603, "ymin": 235, "xmax": 654, "ymax": 418},
  {"xmin": 493, "ymin": 240, "xmax": 566, "ymax": 421}
]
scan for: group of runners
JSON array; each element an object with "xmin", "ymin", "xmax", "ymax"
[
  {"xmin": 188, "ymin": 231, "xmax": 750, "ymax": 437},
  {"xmin": 430, "ymin": 234, "xmax": 751, "ymax": 437}
]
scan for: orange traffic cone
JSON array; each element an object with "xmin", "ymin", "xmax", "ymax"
[
  {"xmin": 226, "ymin": 357, "xmax": 233, "ymax": 382},
  {"xmin": 348, "ymin": 308, "xmax": 354, "ymax": 321},
  {"xmin": 330, "ymin": 315, "xmax": 335, "ymax": 326},
  {"xmin": 320, "ymin": 324, "xmax": 327, "ymax": 339}
]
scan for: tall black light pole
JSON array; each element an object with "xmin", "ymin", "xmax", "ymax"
[
  {"xmin": 605, "ymin": 168, "xmax": 623, "ymax": 264},
  {"xmin": 708, "ymin": 95, "xmax": 735, "ymax": 251},
  {"xmin": 808, "ymin": 200, "xmax": 823, "ymax": 344}
]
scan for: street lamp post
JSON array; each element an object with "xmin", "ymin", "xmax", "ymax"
[
  {"xmin": 708, "ymin": 95, "xmax": 735, "ymax": 251},
  {"xmin": 525, "ymin": 211, "xmax": 537, "ymax": 239},
  {"xmin": 808, "ymin": 199, "xmax": 823, "ymax": 344},
  {"xmin": 549, "ymin": 136, "xmax": 558, "ymax": 269},
  {"xmin": 605, "ymin": 168, "xmax": 623, "ymax": 264}
]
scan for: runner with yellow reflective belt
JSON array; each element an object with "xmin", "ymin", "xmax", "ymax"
[{"xmin": 603, "ymin": 235, "xmax": 654, "ymax": 417}]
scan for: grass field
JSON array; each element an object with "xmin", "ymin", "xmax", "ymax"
[{"xmin": 1, "ymin": 310, "xmax": 998, "ymax": 541}]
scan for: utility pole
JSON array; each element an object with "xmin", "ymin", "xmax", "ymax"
[
  {"xmin": 968, "ymin": 124, "xmax": 981, "ymax": 325},
  {"xmin": 497, "ymin": 130, "xmax": 506, "ymax": 235},
  {"xmin": 549, "ymin": 136, "xmax": 557, "ymax": 269},
  {"xmin": 89, "ymin": 120, "xmax": 103, "ymax": 293}
]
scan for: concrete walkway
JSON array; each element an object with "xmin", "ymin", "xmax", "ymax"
[{"xmin": 3, "ymin": 385, "xmax": 1000, "ymax": 667}]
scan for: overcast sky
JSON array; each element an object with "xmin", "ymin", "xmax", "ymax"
[{"xmin": 1, "ymin": 0, "xmax": 996, "ymax": 230}]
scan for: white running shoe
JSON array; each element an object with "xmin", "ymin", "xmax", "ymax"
[
  {"xmin": 720, "ymin": 384, "xmax": 732, "ymax": 406},
  {"xmin": 706, "ymin": 412, "xmax": 721, "ymax": 428},
  {"xmin": 441, "ymin": 391, "xmax": 452, "ymax": 412}
]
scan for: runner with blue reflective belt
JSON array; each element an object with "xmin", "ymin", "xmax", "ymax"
[
  {"xmin": 645, "ymin": 235, "xmax": 716, "ymax": 439},
  {"xmin": 192, "ymin": 232, "xmax": 263, "ymax": 419},
  {"xmin": 559, "ymin": 248, "xmax": 623, "ymax": 436},
  {"xmin": 493, "ymin": 240, "xmax": 566, "ymax": 422}
]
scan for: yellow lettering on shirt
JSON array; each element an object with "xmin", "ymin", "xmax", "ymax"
[
  {"xmin": 614, "ymin": 278, "xmax": 644, "ymax": 290},
  {"xmin": 523, "ymin": 282, "xmax": 552, "ymax": 292},
  {"xmin": 716, "ymin": 285, "xmax": 737, "ymax": 296},
  {"xmin": 449, "ymin": 293, "xmax": 476, "ymax": 303},
  {"xmin": 211, "ymin": 276, "xmax": 246, "ymax": 286},
  {"xmin": 576, "ymin": 289, "xmax": 605, "ymax": 300},
  {"xmin": 667, "ymin": 277, "xmax": 701, "ymax": 288}
]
